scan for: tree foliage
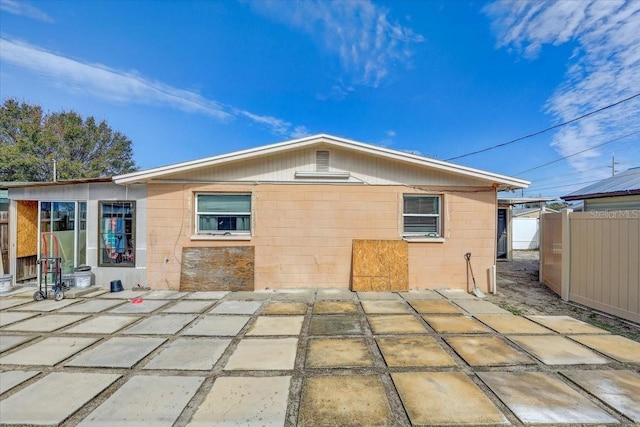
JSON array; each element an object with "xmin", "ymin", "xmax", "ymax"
[{"xmin": 0, "ymin": 99, "xmax": 138, "ymax": 181}]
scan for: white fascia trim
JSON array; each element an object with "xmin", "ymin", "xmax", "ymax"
[
  {"xmin": 114, "ymin": 134, "xmax": 329, "ymax": 184},
  {"xmin": 322, "ymin": 136, "xmax": 529, "ymax": 189},
  {"xmin": 114, "ymin": 133, "xmax": 530, "ymax": 189},
  {"xmin": 324, "ymin": 137, "xmax": 530, "ymax": 189}
]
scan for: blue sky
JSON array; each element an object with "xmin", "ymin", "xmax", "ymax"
[{"xmin": 1, "ymin": 0, "xmax": 639, "ymax": 199}]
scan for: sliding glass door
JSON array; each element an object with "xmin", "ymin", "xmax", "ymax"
[{"xmin": 39, "ymin": 201, "xmax": 87, "ymax": 274}]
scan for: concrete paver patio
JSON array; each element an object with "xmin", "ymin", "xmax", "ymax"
[
  {"xmin": 0, "ymin": 370, "xmax": 39, "ymax": 395},
  {"xmin": 394, "ymin": 371, "xmax": 509, "ymax": 425},
  {"xmin": 0, "ymin": 372, "xmax": 122, "ymax": 425},
  {"xmin": 0, "ymin": 311, "xmax": 39, "ymax": 327},
  {"xmin": 0, "ymin": 336, "xmax": 98, "ymax": 366},
  {"xmin": 299, "ymin": 375, "xmax": 393, "ymax": 426},
  {"xmin": 306, "ymin": 337, "xmax": 374, "ymax": 368},
  {"xmin": 77, "ymin": 375, "xmax": 204, "ymax": 427},
  {"xmin": 188, "ymin": 376, "xmax": 291, "ymax": 426},
  {"xmin": 1, "ymin": 287, "xmax": 639, "ymax": 426},
  {"xmin": 478, "ymin": 371, "xmax": 619, "ymax": 424},
  {"xmin": 507, "ymin": 334, "xmax": 610, "ymax": 365}
]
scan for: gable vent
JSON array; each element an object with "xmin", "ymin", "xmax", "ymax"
[{"xmin": 316, "ymin": 150, "xmax": 330, "ymax": 172}]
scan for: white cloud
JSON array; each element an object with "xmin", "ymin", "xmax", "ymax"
[
  {"xmin": 0, "ymin": 0, "xmax": 53, "ymax": 22},
  {"xmin": 0, "ymin": 37, "xmax": 308, "ymax": 138},
  {"xmin": 250, "ymin": 0, "xmax": 423, "ymax": 90},
  {"xmin": 485, "ymin": 0, "xmax": 640, "ymax": 178},
  {"xmin": 235, "ymin": 109, "xmax": 310, "ymax": 138},
  {"xmin": 316, "ymin": 84, "xmax": 354, "ymax": 101},
  {"xmin": 379, "ymin": 129, "xmax": 397, "ymax": 147}
]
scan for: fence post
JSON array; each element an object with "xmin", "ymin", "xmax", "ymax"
[{"xmin": 560, "ymin": 209, "xmax": 572, "ymax": 301}]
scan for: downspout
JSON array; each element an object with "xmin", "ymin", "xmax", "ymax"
[
  {"xmin": 492, "ymin": 183, "xmax": 499, "ymax": 294},
  {"xmin": 491, "ymin": 264, "xmax": 497, "ymax": 295}
]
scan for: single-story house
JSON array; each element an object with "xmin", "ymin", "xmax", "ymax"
[
  {"xmin": 6, "ymin": 179, "xmax": 147, "ymax": 287},
  {"xmin": 562, "ymin": 167, "xmax": 640, "ymax": 211},
  {"xmin": 114, "ymin": 134, "xmax": 529, "ymax": 292}
]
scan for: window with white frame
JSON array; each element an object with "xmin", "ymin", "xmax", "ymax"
[
  {"xmin": 196, "ymin": 194, "xmax": 251, "ymax": 234},
  {"xmin": 403, "ymin": 194, "xmax": 442, "ymax": 237}
]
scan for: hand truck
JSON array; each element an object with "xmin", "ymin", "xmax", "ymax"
[{"xmin": 34, "ymin": 257, "xmax": 69, "ymax": 301}]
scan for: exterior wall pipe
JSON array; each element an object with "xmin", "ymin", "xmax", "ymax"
[{"xmin": 491, "ymin": 264, "xmax": 497, "ymax": 294}]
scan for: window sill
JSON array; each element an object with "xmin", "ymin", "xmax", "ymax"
[
  {"xmin": 191, "ymin": 234, "xmax": 252, "ymax": 241},
  {"xmin": 98, "ymin": 263, "xmax": 136, "ymax": 268},
  {"xmin": 402, "ymin": 236, "xmax": 445, "ymax": 243}
]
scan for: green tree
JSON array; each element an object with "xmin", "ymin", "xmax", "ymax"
[{"xmin": 0, "ymin": 99, "xmax": 137, "ymax": 181}]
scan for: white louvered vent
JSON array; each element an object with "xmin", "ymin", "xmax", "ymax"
[{"xmin": 316, "ymin": 150, "xmax": 330, "ymax": 172}]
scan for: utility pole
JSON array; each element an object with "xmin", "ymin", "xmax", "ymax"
[
  {"xmin": 53, "ymin": 159, "xmax": 57, "ymax": 182},
  {"xmin": 609, "ymin": 154, "xmax": 619, "ymax": 176}
]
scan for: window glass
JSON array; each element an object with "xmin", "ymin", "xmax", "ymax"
[
  {"xmin": 197, "ymin": 194, "xmax": 251, "ymax": 213},
  {"xmin": 403, "ymin": 195, "xmax": 441, "ymax": 236},
  {"xmin": 196, "ymin": 194, "xmax": 251, "ymax": 234},
  {"xmin": 77, "ymin": 202, "xmax": 87, "ymax": 265},
  {"xmin": 40, "ymin": 201, "xmax": 77, "ymax": 274},
  {"xmin": 99, "ymin": 201, "xmax": 135, "ymax": 266},
  {"xmin": 404, "ymin": 196, "xmax": 439, "ymax": 215}
]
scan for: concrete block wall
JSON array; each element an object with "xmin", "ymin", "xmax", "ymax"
[{"xmin": 146, "ymin": 183, "xmax": 496, "ymax": 291}]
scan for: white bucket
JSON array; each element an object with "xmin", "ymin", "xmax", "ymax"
[
  {"xmin": 0, "ymin": 274, "xmax": 13, "ymax": 293},
  {"xmin": 74, "ymin": 271, "xmax": 92, "ymax": 288}
]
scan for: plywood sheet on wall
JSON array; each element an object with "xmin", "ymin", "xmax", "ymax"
[
  {"xmin": 180, "ymin": 246, "xmax": 254, "ymax": 291},
  {"xmin": 17, "ymin": 201, "xmax": 38, "ymax": 258},
  {"xmin": 351, "ymin": 240, "xmax": 408, "ymax": 291}
]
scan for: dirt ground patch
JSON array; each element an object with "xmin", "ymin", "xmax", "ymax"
[{"xmin": 487, "ymin": 250, "xmax": 640, "ymax": 342}]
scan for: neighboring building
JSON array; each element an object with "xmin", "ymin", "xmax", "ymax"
[
  {"xmin": 115, "ymin": 134, "xmax": 529, "ymax": 292},
  {"xmin": 6, "ymin": 179, "xmax": 147, "ymax": 287},
  {"xmin": 562, "ymin": 167, "xmax": 640, "ymax": 211},
  {"xmin": 513, "ymin": 206, "xmax": 558, "ymax": 219},
  {"xmin": 496, "ymin": 197, "xmax": 555, "ymax": 259}
]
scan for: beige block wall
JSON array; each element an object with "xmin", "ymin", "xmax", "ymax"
[{"xmin": 146, "ymin": 183, "xmax": 497, "ymax": 291}]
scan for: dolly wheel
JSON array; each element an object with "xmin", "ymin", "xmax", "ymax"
[
  {"xmin": 33, "ymin": 290, "xmax": 45, "ymax": 301},
  {"xmin": 54, "ymin": 291, "xmax": 64, "ymax": 301}
]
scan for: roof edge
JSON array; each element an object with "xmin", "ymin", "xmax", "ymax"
[
  {"xmin": 114, "ymin": 134, "xmax": 530, "ymax": 189},
  {"xmin": 562, "ymin": 189, "xmax": 640, "ymax": 201},
  {"xmin": 4, "ymin": 177, "xmax": 113, "ymax": 189}
]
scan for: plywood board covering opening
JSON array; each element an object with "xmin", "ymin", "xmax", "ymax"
[
  {"xmin": 351, "ymin": 240, "xmax": 408, "ymax": 291},
  {"xmin": 180, "ymin": 246, "xmax": 254, "ymax": 291},
  {"xmin": 17, "ymin": 201, "xmax": 38, "ymax": 258}
]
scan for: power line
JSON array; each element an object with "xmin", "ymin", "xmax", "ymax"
[
  {"xmin": 529, "ymin": 179, "xmax": 602, "ymax": 192},
  {"xmin": 515, "ymin": 129, "xmax": 640, "ymax": 175},
  {"xmin": 445, "ymin": 92, "xmax": 640, "ymax": 161},
  {"xmin": 526, "ymin": 168, "xmax": 640, "ymax": 193},
  {"xmin": 525, "ymin": 155, "xmax": 638, "ymax": 185}
]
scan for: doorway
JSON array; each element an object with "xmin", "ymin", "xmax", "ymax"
[
  {"xmin": 497, "ymin": 208, "xmax": 508, "ymax": 259},
  {"xmin": 39, "ymin": 201, "xmax": 87, "ymax": 274}
]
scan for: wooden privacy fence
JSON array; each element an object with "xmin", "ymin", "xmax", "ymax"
[{"xmin": 540, "ymin": 210, "xmax": 640, "ymax": 323}]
